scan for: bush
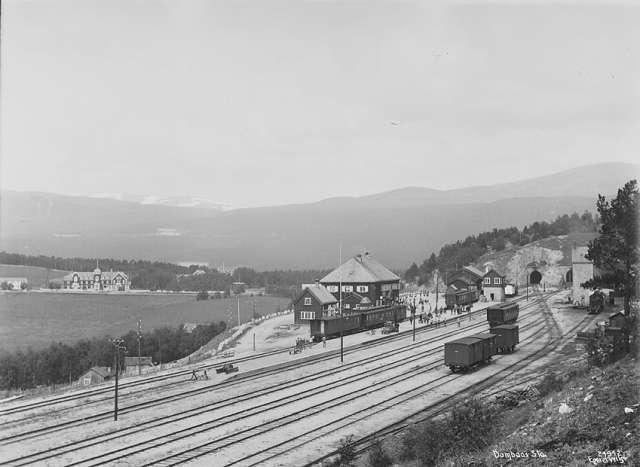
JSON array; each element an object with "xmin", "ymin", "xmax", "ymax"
[
  {"xmin": 367, "ymin": 438, "xmax": 392, "ymax": 467},
  {"xmin": 330, "ymin": 435, "xmax": 357, "ymax": 466},
  {"xmin": 585, "ymin": 334, "xmax": 615, "ymax": 367},
  {"xmin": 537, "ymin": 372, "xmax": 564, "ymax": 396}
]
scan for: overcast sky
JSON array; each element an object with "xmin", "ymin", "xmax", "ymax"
[{"xmin": 1, "ymin": 1, "xmax": 639, "ymax": 207}]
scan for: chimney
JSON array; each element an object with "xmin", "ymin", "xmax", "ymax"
[
  {"xmin": 485, "ymin": 265, "xmax": 489, "ymax": 273},
  {"xmin": 364, "ymin": 251, "xmax": 370, "ymax": 258},
  {"xmin": 356, "ymin": 254, "xmax": 362, "ymax": 262},
  {"xmin": 315, "ymin": 279, "xmax": 319, "ymax": 286}
]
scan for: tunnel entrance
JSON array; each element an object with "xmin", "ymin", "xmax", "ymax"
[
  {"xmin": 529, "ymin": 270, "xmax": 542, "ymax": 285},
  {"xmin": 566, "ymin": 269, "xmax": 573, "ymax": 283}
]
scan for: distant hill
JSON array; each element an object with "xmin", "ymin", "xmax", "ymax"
[
  {"xmin": 1, "ymin": 162, "xmax": 637, "ymax": 269},
  {"xmin": 0, "ymin": 264, "xmax": 68, "ymax": 288}
]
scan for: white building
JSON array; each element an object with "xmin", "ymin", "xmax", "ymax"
[
  {"xmin": 62, "ymin": 268, "xmax": 130, "ymax": 291},
  {"xmin": 571, "ymin": 246, "xmax": 595, "ymax": 306}
]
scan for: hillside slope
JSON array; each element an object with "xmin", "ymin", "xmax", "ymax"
[{"xmin": 1, "ymin": 163, "xmax": 635, "ymax": 269}]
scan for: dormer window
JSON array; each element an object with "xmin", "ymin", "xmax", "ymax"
[
  {"xmin": 494, "ymin": 277, "xmax": 501, "ymax": 285},
  {"xmin": 304, "ymin": 297, "xmax": 312, "ymax": 306},
  {"xmin": 483, "ymin": 277, "xmax": 491, "ymax": 285}
]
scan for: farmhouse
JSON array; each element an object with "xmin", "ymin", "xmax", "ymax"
[{"xmin": 62, "ymin": 267, "xmax": 130, "ymax": 291}]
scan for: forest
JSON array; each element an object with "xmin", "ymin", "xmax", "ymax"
[
  {"xmin": 0, "ymin": 321, "xmax": 227, "ymax": 391},
  {"xmin": 0, "ymin": 252, "xmax": 328, "ymax": 297},
  {"xmin": 405, "ymin": 211, "xmax": 599, "ymax": 285}
]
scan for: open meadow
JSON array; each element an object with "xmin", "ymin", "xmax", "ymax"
[{"xmin": 0, "ymin": 292, "xmax": 291, "ymax": 352}]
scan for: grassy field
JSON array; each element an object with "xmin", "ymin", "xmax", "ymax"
[
  {"xmin": 0, "ymin": 292, "xmax": 291, "ymax": 352},
  {"xmin": 0, "ymin": 264, "xmax": 69, "ymax": 288}
]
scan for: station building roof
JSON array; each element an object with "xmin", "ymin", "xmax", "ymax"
[
  {"xmin": 300, "ymin": 284, "xmax": 338, "ymax": 305},
  {"xmin": 320, "ymin": 254, "xmax": 399, "ymax": 284}
]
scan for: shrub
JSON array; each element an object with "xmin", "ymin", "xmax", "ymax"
[
  {"xmin": 331, "ymin": 435, "xmax": 357, "ymax": 466},
  {"xmin": 367, "ymin": 438, "xmax": 392, "ymax": 467},
  {"xmin": 537, "ymin": 372, "xmax": 564, "ymax": 396}
]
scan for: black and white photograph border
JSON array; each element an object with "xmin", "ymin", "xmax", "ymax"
[{"xmin": 0, "ymin": 1, "xmax": 638, "ymax": 466}]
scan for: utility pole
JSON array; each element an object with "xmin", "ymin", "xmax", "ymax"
[
  {"xmin": 109, "ymin": 337, "xmax": 126, "ymax": 421},
  {"xmin": 339, "ymin": 244, "xmax": 343, "ymax": 363},
  {"xmin": 137, "ymin": 319, "xmax": 143, "ymax": 376},
  {"xmin": 412, "ymin": 309, "xmax": 416, "ymax": 342},
  {"xmin": 253, "ymin": 333, "xmax": 256, "ymax": 351},
  {"xmin": 237, "ymin": 295, "xmax": 241, "ymax": 327},
  {"xmin": 435, "ymin": 270, "xmax": 439, "ymax": 312},
  {"xmin": 340, "ymin": 331, "xmax": 344, "ymax": 363}
]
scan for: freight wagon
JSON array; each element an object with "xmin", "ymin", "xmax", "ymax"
[
  {"xmin": 309, "ymin": 304, "xmax": 406, "ymax": 341},
  {"xmin": 489, "ymin": 324, "xmax": 519, "ymax": 353},
  {"xmin": 444, "ymin": 332, "xmax": 496, "ymax": 372},
  {"xmin": 444, "ymin": 289, "xmax": 479, "ymax": 309},
  {"xmin": 486, "ymin": 302, "xmax": 519, "ymax": 327}
]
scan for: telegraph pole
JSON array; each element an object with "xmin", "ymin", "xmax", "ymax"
[
  {"xmin": 237, "ymin": 295, "xmax": 241, "ymax": 327},
  {"xmin": 137, "ymin": 319, "xmax": 142, "ymax": 376},
  {"xmin": 339, "ymin": 244, "xmax": 343, "ymax": 363},
  {"xmin": 110, "ymin": 337, "xmax": 126, "ymax": 421},
  {"xmin": 412, "ymin": 309, "xmax": 416, "ymax": 342}
]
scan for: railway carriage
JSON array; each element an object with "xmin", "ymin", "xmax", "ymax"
[{"xmin": 309, "ymin": 304, "xmax": 406, "ymax": 341}]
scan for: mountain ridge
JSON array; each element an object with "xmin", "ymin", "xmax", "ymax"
[{"xmin": 1, "ymin": 162, "xmax": 637, "ymax": 269}]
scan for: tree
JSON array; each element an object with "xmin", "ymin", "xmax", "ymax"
[
  {"xmin": 404, "ymin": 262, "xmax": 419, "ymax": 282},
  {"xmin": 584, "ymin": 180, "xmax": 639, "ymax": 315}
]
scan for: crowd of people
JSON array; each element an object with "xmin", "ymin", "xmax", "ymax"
[{"xmin": 401, "ymin": 290, "xmax": 475, "ymax": 328}]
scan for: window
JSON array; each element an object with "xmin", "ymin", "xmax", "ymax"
[
  {"xmin": 304, "ymin": 297, "xmax": 312, "ymax": 306},
  {"xmin": 356, "ymin": 285, "xmax": 368, "ymax": 293},
  {"xmin": 483, "ymin": 277, "xmax": 491, "ymax": 285},
  {"xmin": 344, "ymin": 303, "xmax": 351, "ymax": 309},
  {"xmin": 493, "ymin": 277, "xmax": 501, "ymax": 285},
  {"xmin": 391, "ymin": 283, "xmax": 400, "ymax": 290},
  {"xmin": 327, "ymin": 285, "xmax": 339, "ymax": 292},
  {"xmin": 341, "ymin": 285, "xmax": 353, "ymax": 292},
  {"xmin": 381, "ymin": 284, "xmax": 392, "ymax": 291},
  {"xmin": 300, "ymin": 311, "xmax": 315, "ymax": 319}
]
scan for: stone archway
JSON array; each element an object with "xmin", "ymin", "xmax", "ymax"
[
  {"xmin": 529, "ymin": 270, "xmax": 542, "ymax": 285},
  {"xmin": 566, "ymin": 269, "xmax": 573, "ymax": 283}
]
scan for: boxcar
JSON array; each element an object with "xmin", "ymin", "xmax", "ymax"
[
  {"xmin": 444, "ymin": 289, "xmax": 479, "ymax": 309},
  {"xmin": 444, "ymin": 333, "xmax": 495, "ymax": 372},
  {"xmin": 486, "ymin": 302, "xmax": 519, "ymax": 327},
  {"xmin": 489, "ymin": 324, "xmax": 519, "ymax": 353}
]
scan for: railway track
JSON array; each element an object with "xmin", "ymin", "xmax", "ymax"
[
  {"xmin": 298, "ymin": 293, "xmax": 592, "ymax": 467},
  {"xmin": 2, "ymin": 296, "xmax": 538, "ymax": 439},
  {"xmin": 1, "ymin": 298, "xmax": 506, "ymax": 419},
  {"xmin": 66, "ymin": 297, "xmax": 549, "ymax": 466},
  {"xmin": 0, "ymin": 305, "xmax": 545, "ymax": 467},
  {"xmin": 0, "ymin": 294, "xmax": 547, "ymax": 466}
]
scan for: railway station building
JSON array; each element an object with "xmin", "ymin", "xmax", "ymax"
[
  {"xmin": 319, "ymin": 253, "xmax": 401, "ymax": 307},
  {"xmin": 446, "ymin": 265, "xmax": 483, "ymax": 292},
  {"xmin": 292, "ymin": 283, "xmax": 338, "ymax": 323}
]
